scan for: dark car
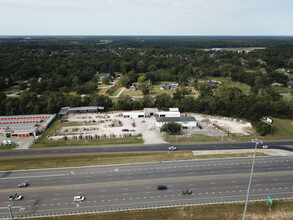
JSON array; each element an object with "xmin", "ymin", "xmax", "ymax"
[
  {"xmin": 157, "ymin": 185, "xmax": 168, "ymax": 190},
  {"xmin": 122, "ymin": 129, "xmax": 129, "ymax": 132},
  {"xmin": 181, "ymin": 189, "xmax": 192, "ymax": 195}
]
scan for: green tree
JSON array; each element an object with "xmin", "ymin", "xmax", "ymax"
[
  {"xmin": 160, "ymin": 122, "xmax": 181, "ymax": 134},
  {"xmin": 102, "ymin": 76, "xmax": 110, "ymax": 85}
]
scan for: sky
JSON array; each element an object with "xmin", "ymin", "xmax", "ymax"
[{"xmin": 0, "ymin": 0, "xmax": 292, "ymax": 36}]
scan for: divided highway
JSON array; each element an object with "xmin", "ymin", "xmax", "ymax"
[
  {"xmin": 1, "ymin": 140, "xmax": 293, "ymax": 159},
  {"xmin": 0, "ymin": 156, "xmax": 292, "ymax": 218}
]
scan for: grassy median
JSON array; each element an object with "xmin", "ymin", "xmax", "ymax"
[
  {"xmin": 0, "ymin": 152, "xmax": 267, "ymax": 171},
  {"xmin": 31, "ymin": 200, "xmax": 293, "ymax": 220}
]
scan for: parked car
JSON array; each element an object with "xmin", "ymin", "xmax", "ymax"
[
  {"xmin": 168, "ymin": 146, "xmax": 178, "ymax": 151},
  {"xmin": 157, "ymin": 185, "xmax": 168, "ymax": 190},
  {"xmin": 181, "ymin": 189, "xmax": 192, "ymax": 195},
  {"xmin": 74, "ymin": 196, "xmax": 85, "ymax": 202},
  {"xmin": 18, "ymin": 182, "xmax": 29, "ymax": 187},
  {"xmin": 122, "ymin": 129, "xmax": 129, "ymax": 132},
  {"xmin": 9, "ymin": 194, "xmax": 23, "ymax": 201}
]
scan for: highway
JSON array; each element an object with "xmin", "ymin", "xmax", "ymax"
[
  {"xmin": 0, "ymin": 156, "xmax": 292, "ymax": 218},
  {"xmin": 1, "ymin": 140, "xmax": 293, "ymax": 159}
]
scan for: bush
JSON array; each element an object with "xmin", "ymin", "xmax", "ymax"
[
  {"xmin": 160, "ymin": 122, "xmax": 181, "ymax": 134},
  {"xmin": 106, "ymin": 85, "xmax": 119, "ymax": 95},
  {"xmin": 252, "ymin": 121, "xmax": 272, "ymax": 136}
]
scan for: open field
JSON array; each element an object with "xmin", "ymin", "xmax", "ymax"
[
  {"xmin": 0, "ymin": 144, "xmax": 17, "ymax": 150},
  {"xmin": 270, "ymin": 118, "xmax": 293, "ymax": 137},
  {"xmin": 122, "ymin": 88, "xmax": 143, "ymax": 96},
  {"xmin": 0, "ymin": 88, "xmax": 20, "ymax": 94},
  {"xmin": 203, "ymin": 77, "xmax": 251, "ymax": 94},
  {"xmin": 31, "ymin": 200, "xmax": 293, "ymax": 220},
  {"xmin": 0, "ymin": 152, "xmax": 267, "ymax": 171},
  {"xmin": 33, "ymin": 136, "xmax": 143, "ymax": 148},
  {"xmin": 165, "ymin": 134, "xmax": 221, "ymax": 142}
]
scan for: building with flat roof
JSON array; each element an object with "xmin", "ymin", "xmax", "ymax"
[
  {"xmin": 155, "ymin": 117, "xmax": 197, "ymax": 128},
  {"xmin": 0, "ymin": 114, "xmax": 56, "ymax": 137},
  {"xmin": 59, "ymin": 106, "xmax": 104, "ymax": 116}
]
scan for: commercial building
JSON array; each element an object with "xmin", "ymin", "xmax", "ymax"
[
  {"xmin": 155, "ymin": 117, "xmax": 197, "ymax": 128},
  {"xmin": 58, "ymin": 106, "xmax": 104, "ymax": 116},
  {"xmin": 122, "ymin": 108, "xmax": 181, "ymax": 118},
  {"xmin": 0, "ymin": 114, "xmax": 56, "ymax": 137}
]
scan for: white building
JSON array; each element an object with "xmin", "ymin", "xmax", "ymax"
[
  {"xmin": 154, "ymin": 111, "xmax": 181, "ymax": 118},
  {"xmin": 155, "ymin": 117, "xmax": 197, "ymax": 128},
  {"xmin": 122, "ymin": 112, "xmax": 145, "ymax": 118}
]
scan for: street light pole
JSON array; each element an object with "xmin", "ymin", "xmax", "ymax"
[
  {"xmin": 8, "ymin": 204, "xmax": 14, "ymax": 220},
  {"xmin": 242, "ymin": 139, "xmax": 263, "ymax": 220}
]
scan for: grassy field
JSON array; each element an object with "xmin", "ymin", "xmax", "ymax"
[
  {"xmin": 269, "ymin": 118, "xmax": 293, "ymax": 138},
  {"xmin": 0, "ymin": 144, "xmax": 17, "ymax": 150},
  {"xmin": 31, "ymin": 200, "xmax": 293, "ymax": 220},
  {"xmin": 33, "ymin": 137, "xmax": 143, "ymax": 148},
  {"xmin": 0, "ymin": 88, "xmax": 20, "ymax": 94},
  {"xmin": 203, "ymin": 77, "xmax": 251, "ymax": 94},
  {"xmin": 150, "ymin": 85, "xmax": 175, "ymax": 96},
  {"xmin": 165, "ymin": 134, "xmax": 221, "ymax": 142},
  {"xmin": 122, "ymin": 88, "xmax": 143, "ymax": 96},
  {"xmin": 0, "ymin": 151, "xmax": 267, "ymax": 171}
]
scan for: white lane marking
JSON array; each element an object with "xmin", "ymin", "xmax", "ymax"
[
  {"xmin": 1, "ymin": 174, "xmax": 66, "ymax": 180},
  {"xmin": 0, "ymin": 206, "xmax": 22, "ymax": 210}
]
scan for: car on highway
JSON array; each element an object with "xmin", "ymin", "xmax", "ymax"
[
  {"xmin": 157, "ymin": 185, "xmax": 168, "ymax": 190},
  {"xmin": 181, "ymin": 189, "xmax": 192, "ymax": 195},
  {"xmin": 9, "ymin": 194, "xmax": 23, "ymax": 201},
  {"xmin": 262, "ymin": 145, "xmax": 270, "ymax": 149},
  {"xmin": 18, "ymin": 182, "xmax": 29, "ymax": 187},
  {"xmin": 168, "ymin": 146, "xmax": 178, "ymax": 151},
  {"xmin": 74, "ymin": 196, "xmax": 85, "ymax": 202}
]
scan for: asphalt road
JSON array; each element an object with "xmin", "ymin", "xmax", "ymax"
[
  {"xmin": 1, "ymin": 141, "xmax": 293, "ymax": 159},
  {"xmin": 0, "ymin": 156, "xmax": 292, "ymax": 218}
]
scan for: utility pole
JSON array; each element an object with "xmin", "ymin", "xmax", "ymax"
[
  {"xmin": 7, "ymin": 193, "xmax": 19, "ymax": 220},
  {"xmin": 242, "ymin": 139, "xmax": 263, "ymax": 220}
]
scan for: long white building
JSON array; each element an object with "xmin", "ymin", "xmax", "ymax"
[{"xmin": 155, "ymin": 117, "xmax": 197, "ymax": 128}]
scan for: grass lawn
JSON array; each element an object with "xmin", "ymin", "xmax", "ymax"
[
  {"xmin": 150, "ymin": 85, "xmax": 175, "ymax": 96},
  {"xmin": 97, "ymin": 87, "xmax": 109, "ymax": 95},
  {"xmin": 0, "ymin": 88, "xmax": 20, "ymax": 94},
  {"xmin": 122, "ymin": 89, "xmax": 143, "ymax": 96},
  {"xmin": 204, "ymin": 77, "xmax": 251, "ymax": 94},
  {"xmin": 31, "ymin": 200, "xmax": 293, "ymax": 220},
  {"xmin": 165, "ymin": 134, "xmax": 221, "ymax": 143},
  {"xmin": 281, "ymin": 93, "xmax": 293, "ymax": 101},
  {"xmin": 111, "ymin": 87, "xmax": 123, "ymax": 96},
  {"xmin": 270, "ymin": 118, "xmax": 293, "ymax": 138},
  {"xmin": 0, "ymin": 144, "xmax": 17, "ymax": 150},
  {"xmin": 33, "ymin": 136, "xmax": 143, "ymax": 148},
  {"xmin": 272, "ymin": 86, "xmax": 291, "ymax": 93},
  {"xmin": 0, "ymin": 151, "xmax": 267, "ymax": 171}
]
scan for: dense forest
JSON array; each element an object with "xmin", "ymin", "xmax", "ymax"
[{"xmin": 0, "ymin": 36, "xmax": 292, "ymax": 134}]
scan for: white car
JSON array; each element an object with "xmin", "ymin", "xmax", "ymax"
[
  {"xmin": 168, "ymin": 146, "xmax": 178, "ymax": 151},
  {"xmin": 74, "ymin": 196, "xmax": 85, "ymax": 202},
  {"xmin": 262, "ymin": 145, "xmax": 270, "ymax": 149}
]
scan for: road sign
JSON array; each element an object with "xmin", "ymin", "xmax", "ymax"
[{"xmin": 267, "ymin": 196, "xmax": 273, "ymax": 205}]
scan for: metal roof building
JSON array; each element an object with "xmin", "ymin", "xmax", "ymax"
[
  {"xmin": 0, "ymin": 114, "xmax": 56, "ymax": 137},
  {"xmin": 155, "ymin": 117, "xmax": 197, "ymax": 128},
  {"xmin": 58, "ymin": 106, "xmax": 104, "ymax": 115}
]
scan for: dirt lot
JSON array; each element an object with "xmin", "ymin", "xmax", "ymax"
[{"xmin": 47, "ymin": 112, "xmax": 253, "ymax": 145}]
